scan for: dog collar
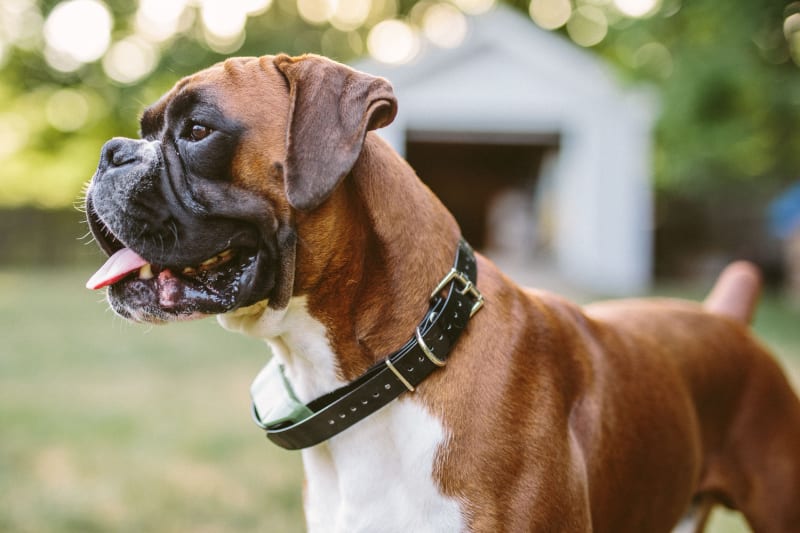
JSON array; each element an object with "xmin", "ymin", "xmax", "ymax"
[{"xmin": 250, "ymin": 239, "xmax": 484, "ymax": 450}]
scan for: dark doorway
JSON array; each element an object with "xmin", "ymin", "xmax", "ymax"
[{"xmin": 405, "ymin": 131, "xmax": 559, "ymax": 253}]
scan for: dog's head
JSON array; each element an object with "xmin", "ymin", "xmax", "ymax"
[{"xmin": 85, "ymin": 54, "xmax": 397, "ymax": 323}]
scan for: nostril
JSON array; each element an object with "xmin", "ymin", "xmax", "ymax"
[
  {"xmin": 101, "ymin": 138, "xmax": 139, "ymax": 168},
  {"xmin": 112, "ymin": 151, "xmax": 136, "ymax": 167}
]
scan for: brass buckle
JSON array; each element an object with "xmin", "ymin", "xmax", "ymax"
[{"xmin": 430, "ymin": 268, "xmax": 485, "ymax": 317}]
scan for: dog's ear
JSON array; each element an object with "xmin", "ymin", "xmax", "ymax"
[{"xmin": 273, "ymin": 53, "xmax": 397, "ymax": 211}]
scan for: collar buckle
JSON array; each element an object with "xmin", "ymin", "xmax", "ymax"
[{"xmin": 431, "ymin": 268, "xmax": 485, "ymax": 317}]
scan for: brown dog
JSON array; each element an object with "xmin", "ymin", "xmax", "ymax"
[{"xmin": 85, "ymin": 53, "xmax": 800, "ymax": 532}]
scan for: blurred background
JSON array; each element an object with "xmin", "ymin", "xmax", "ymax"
[{"xmin": 2, "ymin": 0, "xmax": 800, "ymax": 531}]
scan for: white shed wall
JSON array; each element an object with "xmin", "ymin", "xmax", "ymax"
[{"xmin": 359, "ymin": 5, "xmax": 657, "ymax": 295}]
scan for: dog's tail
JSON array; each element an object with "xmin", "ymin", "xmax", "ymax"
[{"xmin": 703, "ymin": 261, "xmax": 762, "ymax": 325}]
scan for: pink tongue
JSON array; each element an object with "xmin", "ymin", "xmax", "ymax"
[{"xmin": 86, "ymin": 248, "xmax": 149, "ymax": 290}]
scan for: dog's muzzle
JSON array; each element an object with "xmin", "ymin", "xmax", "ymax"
[{"xmin": 85, "ymin": 137, "xmax": 280, "ymax": 323}]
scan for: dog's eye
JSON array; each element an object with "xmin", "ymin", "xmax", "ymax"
[{"xmin": 188, "ymin": 124, "xmax": 212, "ymax": 142}]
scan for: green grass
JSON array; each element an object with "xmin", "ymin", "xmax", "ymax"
[
  {"xmin": 0, "ymin": 268, "xmax": 304, "ymax": 532},
  {"xmin": 1, "ymin": 268, "xmax": 797, "ymax": 532}
]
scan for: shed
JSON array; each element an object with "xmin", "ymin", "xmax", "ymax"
[{"xmin": 355, "ymin": 5, "xmax": 657, "ymax": 295}]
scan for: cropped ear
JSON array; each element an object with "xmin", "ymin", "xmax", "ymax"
[{"xmin": 273, "ymin": 53, "xmax": 398, "ymax": 211}]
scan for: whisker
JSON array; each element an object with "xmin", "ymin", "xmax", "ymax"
[
  {"xmin": 74, "ymin": 185, "xmax": 90, "ymax": 213},
  {"xmin": 168, "ymin": 220, "xmax": 180, "ymax": 256},
  {"xmin": 77, "ymin": 230, "xmax": 96, "ymax": 245}
]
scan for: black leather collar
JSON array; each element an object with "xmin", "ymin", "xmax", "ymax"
[{"xmin": 251, "ymin": 239, "xmax": 484, "ymax": 450}]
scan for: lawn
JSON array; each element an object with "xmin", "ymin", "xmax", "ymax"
[
  {"xmin": 1, "ymin": 267, "xmax": 797, "ymax": 532},
  {"xmin": 0, "ymin": 268, "xmax": 304, "ymax": 532}
]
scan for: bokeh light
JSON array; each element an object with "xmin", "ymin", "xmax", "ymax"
[
  {"xmin": 201, "ymin": 0, "xmax": 246, "ymax": 39},
  {"xmin": 633, "ymin": 41, "xmax": 673, "ymax": 79},
  {"xmin": 450, "ymin": 0, "xmax": 495, "ymax": 15},
  {"xmin": 0, "ymin": 0, "xmax": 43, "ymax": 51},
  {"xmin": 43, "ymin": 0, "xmax": 112, "ymax": 69},
  {"xmin": 367, "ymin": 19, "xmax": 420, "ymax": 64},
  {"xmin": 297, "ymin": 0, "xmax": 335, "ymax": 25},
  {"xmin": 0, "ymin": 112, "xmax": 29, "ymax": 160},
  {"xmin": 347, "ymin": 29, "xmax": 364, "ymax": 55},
  {"xmin": 785, "ymin": 12, "xmax": 800, "ymax": 66},
  {"xmin": 135, "ymin": 0, "xmax": 190, "ymax": 42},
  {"xmin": 423, "ymin": 3, "xmax": 468, "ymax": 48},
  {"xmin": 366, "ymin": 0, "xmax": 399, "ymax": 26},
  {"xmin": 330, "ymin": 0, "xmax": 372, "ymax": 31},
  {"xmin": 102, "ymin": 37, "xmax": 159, "ymax": 85},
  {"xmin": 566, "ymin": 5, "xmax": 608, "ymax": 47},
  {"xmin": 613, "ymin": 0, "xmax": 660, "ymax": 18},
  {"xmin": 204, "ymin": 28, "xmax": 247, "ymax": 54},
  {"xmin": 244, "ymin": 0, "xmax": 274, "ymax": 15},
  {"xmin": 529, "ymin": 0, "xmax": 572, "ymax": 30},
  {"xmin": 785, "ymin": 12, "xmax": 800, "ymax": 35},
  {"xmin": 200, "ymin": 0, "xmax": 265, "ymax": 53},
  {"xmin": 43, "ymin": 45, "xmax": 83, "ymax": 72},
  {"xmin": 45, "ymin": 89, "xmax": 90, "ymax": 132}
]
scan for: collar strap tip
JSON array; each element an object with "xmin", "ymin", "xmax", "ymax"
[{"xmin": 251, "ymin": 402, "xmax": 269, "ymax": 430}]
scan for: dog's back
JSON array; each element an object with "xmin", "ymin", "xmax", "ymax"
[{"xmin": 576, "ymin": 263, "xmax": 800, "ymax": 532}]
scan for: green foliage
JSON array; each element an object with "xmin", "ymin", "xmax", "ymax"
[
  {"xmin": 1, "ymin": 0, "xmax": 800, "ymax": 208},
  {"xmin": 596, "ymin": 0, "xmax": 800, "ymax": 196},
  {"xmin": 0, "ymin": 0, "xmax": 371, "ymax": 208}
]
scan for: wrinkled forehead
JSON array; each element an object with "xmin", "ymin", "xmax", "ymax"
[{"xmin": 139, "ymin": 56, "xmax": 288, "ymax": 138}]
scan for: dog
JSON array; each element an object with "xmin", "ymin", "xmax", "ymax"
[{"xmin": 85, "ymin": 53, "xmax": 800, "ymax": 532}]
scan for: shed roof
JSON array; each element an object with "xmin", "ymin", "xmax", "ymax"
[{"xmin": 356, "ymin": 5, "xmax": 655, "ymax": 136}]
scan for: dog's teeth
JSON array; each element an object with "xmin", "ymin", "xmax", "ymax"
[
  {"xmin": 139, "ymin": 263, "xmax": 154, "ymax": 280},
  {"xmin": 199, "ymin": 249, "xmax": 233, "ymax": 271},
  {"xmin": 200, "ymin": 255, "xmax": 220, "ymax": 268}
]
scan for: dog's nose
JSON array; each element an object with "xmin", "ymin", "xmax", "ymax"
[{"xmin": 101, "ymin": 137, "xmax": 140, "ymax": 168}]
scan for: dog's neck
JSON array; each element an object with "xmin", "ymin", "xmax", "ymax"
[
  {"xmin": 220, "ymin": 133, "xmax": 461, "ymax": 388},
  {"xmin": 298, "ymin": 133, "xmax": 461, "ymax": 378}
]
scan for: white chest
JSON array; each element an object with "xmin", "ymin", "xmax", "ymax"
[
  {"xmin": 219, "ymin": 298, "xmax": 466, "ymax": 533},
  {"xmin": 303, "ymin": 398, "xmax": 465, "ymax": 533}
]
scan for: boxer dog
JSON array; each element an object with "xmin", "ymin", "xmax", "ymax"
[{"xmin": 84, "ymin": 54, "xmax": 800, "ymax": 532}]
